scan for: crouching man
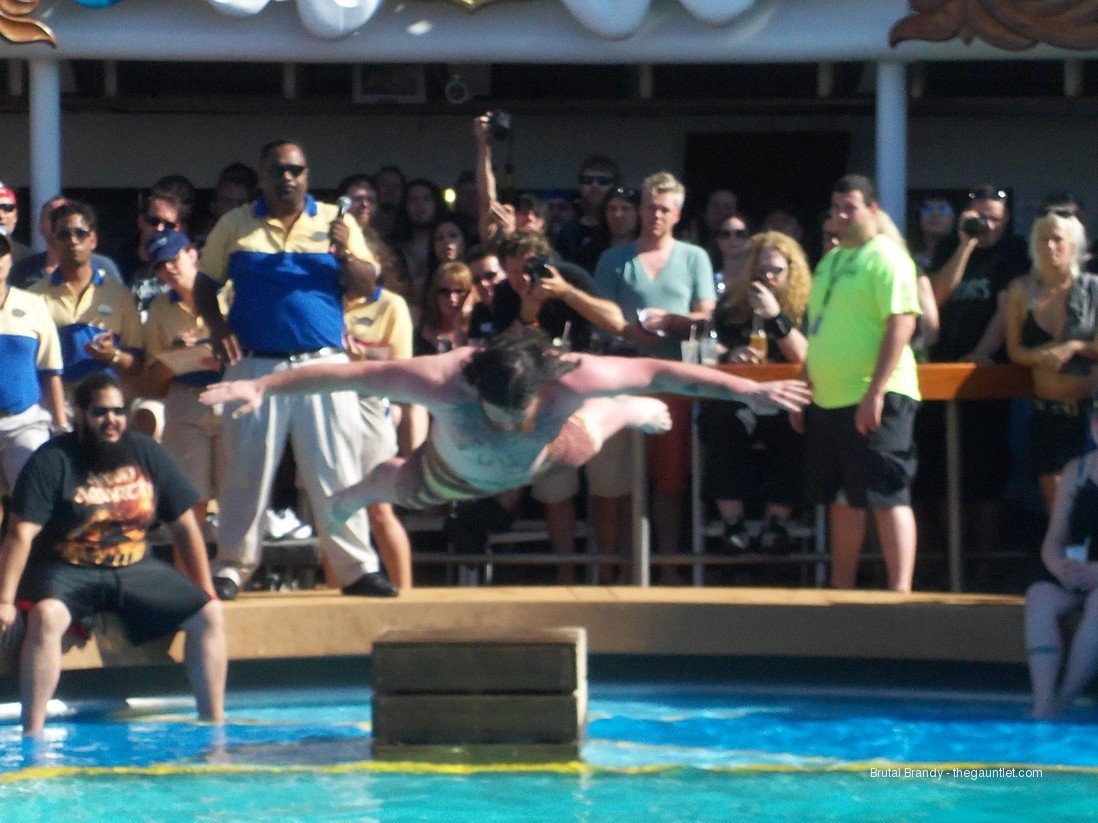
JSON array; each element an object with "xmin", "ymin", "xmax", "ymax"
[{"xmin": 0, "ymin": 373, "xmax": 226, "ymax": 736}]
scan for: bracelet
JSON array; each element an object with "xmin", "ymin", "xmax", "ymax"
[{"xmin": 763, "ymin": 313, "xmax": 794, "ymax": 340}]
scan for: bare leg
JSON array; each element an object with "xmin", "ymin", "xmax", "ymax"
[
  {"xmin": 180, "ymin": 600, "xmax": 227, "ymax": 724},
  {"xmin": 829, "ymin": 501, "xmax": 866, "ymax": 589},
  {"xmin": 874, "ymin": 505, "xmax": 917, "ymax": 593},
  {"xmin": 653, "ymin": 490, "xmax": 685, "ymax": 585},
  {"xmin": 591, "ymin": 493, "xmax": 630, "ymax": 584},
  {"xmin": 1038, "ymin": 472, "xmax": 1060, "ymax": 517},
  {"xmin": 19, "ymin": 599, "xmax": 73, "ymax": 736},
  {"xmin": 327, "ymin": 456, "xmax": 409, "ymax": 529},
  {"xmin": 1055, "ymin": 588, "xmax": 1098, "ymax": 713},
  {"xmin": 544, "ymin": 497, "xmax": 577, "ymax": 584},
  {"xmin": 1024, "ymin": 581, "xmax": 1076, "ymax": 718},
  {"xmin": 368, "ymin": 503, "xmax": 413, "ymax": 588}
]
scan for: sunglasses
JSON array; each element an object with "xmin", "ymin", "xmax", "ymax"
[
  {"xmin": 1041, "ymin": 207, "xmax": 1078, "ymax": 219},
  {"xmin": 89, "ymin": 405, "xmax": 127, "ymax": 418},
  {"xmin": 920, "ymin": 203, "xmax": 953, "ymax": 216},
  {"xmin": 271, "ymin": 164, "xmax": 307, "ymax": 178},
  {"xmin": 579, "ymin": 174, "xmax": 614, "ymax": 186},
  {"xmin": 755, "ymin": 265, "xmax": 786, "ymax": 277},
  {"xmin": 436, "ymin": 287, "xmax": 468, "ymax": 297},
  {"xmin": 968, "ymin": 188, "xmax": 1008, "ymax": 202},
  {"xmin": 716, "ymin": 228, "xmax": 750, "ymax": 239},
  {"xmin": 55, "ymin": 227, "xmax": 93, "ymax": 241},
  {"xmin": 143, "ymin": 213, "xmax": 175, "ymax": 230},
  {"xmin": 0, "ymin": 203, "xmax": 15, "ymax": 213}
]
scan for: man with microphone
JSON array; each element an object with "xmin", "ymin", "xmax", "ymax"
[{"xmin": 194, "ymin": 139, "xmax": 398, "ymax": 600}]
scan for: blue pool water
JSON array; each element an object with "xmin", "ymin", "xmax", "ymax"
[{"xmin": 1, "ymin": 685, "xmax": 1095, "ymax": 821}]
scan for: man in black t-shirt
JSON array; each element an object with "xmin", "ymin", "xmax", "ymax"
[
  {"xmin": 490, "ymin": 230, "xmax": 625, "ymax": 351},
  {"xmin": 0, "ymin": 373, "xmax": 225, "ymax": 736},
  {"xmin": 929, "ymin": 185, "xmax": 1030, "ymax": 362},
  {"xmin": 921, "ymin": 185, "xmax": 1031, "ymax": 553},
  {"xmin": 463, "ymin": 230, "xmax": 629, "ymax": 583}
]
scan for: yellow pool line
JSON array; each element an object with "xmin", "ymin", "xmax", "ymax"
[{"xmin": 2, "ymin": 759, "xmax": 1096, "ymax": 783}]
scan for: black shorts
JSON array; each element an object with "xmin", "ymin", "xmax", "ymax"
[
  {"xmin": 17, "ymin": 555, "xmax": 210, "ymax": 646},
  {"xmin": 1031, "ymin": 400, "xmax": 1089, "ymax": 477},
  {"xmin": 804, "ymin": 393, "xmax": 918, "ymax": 509}
]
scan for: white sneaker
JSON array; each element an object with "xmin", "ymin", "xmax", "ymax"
[{"xmin": 264, "ymin": 509, "xmax": 293, "ymax": 540}]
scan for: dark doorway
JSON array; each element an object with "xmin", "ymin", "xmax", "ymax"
[{"xmin": 683, "ymin": 131, "xmax": 850, "ymax": 263}]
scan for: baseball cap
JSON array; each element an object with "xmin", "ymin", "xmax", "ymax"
[
  {"xmin": 0, "ymin": 182, "xmax": 15, "ymax": 202},
  {"xmin": 145, "ymin": 229, "xmax": 191, "ymax": 265}
]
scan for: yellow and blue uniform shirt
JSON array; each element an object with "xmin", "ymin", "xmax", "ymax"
[
  {"xmin": 144, "ymin": 285, "xmax": 232, "ymax": 388},
  {"xmin": 29, "ymin": 269, "xmax": 143, "ymax": 385},
  {"xmin": 0, "ymin": 286, "xmax": 63, "ymax": 414},
  {"xmin": 343, "ymin": 286, "xmax": 414, "ymax": 361},
  {"xmin": 199, "ymin": 195, "xmax": 376, "ymax": 353}
]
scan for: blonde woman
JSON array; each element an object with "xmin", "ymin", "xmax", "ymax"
[
  {"xmin": 1005, "ymin": 212, "xmax": 1098, "ymax": 510},
  {"xmin": 699, "ymin": 231, "xmax": 812, "ymax": 554}
]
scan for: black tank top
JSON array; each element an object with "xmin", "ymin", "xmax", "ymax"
[
  {"xmin": 1068, "ymin": 477, "xmax": 1098, "ymax": 547},
  {"xmin": 1021, "ymin": 311, "xmax": 1054, "ymax": 348}
]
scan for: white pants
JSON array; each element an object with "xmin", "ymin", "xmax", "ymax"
[
  {"xmin": 0, "ymin": 404, "xmax": 51, "ymax": 498},
  {"xmin": 213, "ymin": 353, "xmax": 380, "ymax": 587}
]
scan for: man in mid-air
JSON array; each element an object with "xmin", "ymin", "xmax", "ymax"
[{"xmin": 201, "ymin": 328, "xmax": 810, "ymax": 527}]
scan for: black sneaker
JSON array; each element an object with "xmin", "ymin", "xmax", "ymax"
[
  {"xmin": 212, "ymin": 576, "xmax": 239, "ymax": 601},
  {"xmin": 756, "ymin": 517, "xmax": 794, "ymax": 556},
  {"xmin": 718, "ymin": 519, "xmax": 750, "ymax": 554},
  {"xmin": 341, "ymin": 572, "xmax": 399, "ymax": 597}
]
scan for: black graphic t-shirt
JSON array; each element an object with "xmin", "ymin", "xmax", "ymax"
[
  {"xmin": 13, "ymin": 432, "xmax": 198, "ymax": 567},
  {"xmin": 929, "ymin": 233, "xmax": 1030, "ymax": 361}
]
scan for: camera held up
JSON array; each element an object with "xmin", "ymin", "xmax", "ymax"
[{"xmin": 961, "ymin": 215, "xmax": 989, "ymax": 237}]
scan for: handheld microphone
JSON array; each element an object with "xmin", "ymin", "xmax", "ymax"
[{"xmin": 336, "ymin": 195, "xmax": 353, "ymax": 219}]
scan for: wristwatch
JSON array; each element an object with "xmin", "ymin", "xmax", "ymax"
[{"xmin": 764, "ymin": 313, "xmax": 794, "ymax": 340}]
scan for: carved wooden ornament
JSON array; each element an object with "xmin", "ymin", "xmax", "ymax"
[
  {"xmin": 890, "ymin": 0, "xmax": 1098, "ymax": 52},
  {"xmin": 0, "ymin": 0, "xmax": 56, "ymax": 47}
]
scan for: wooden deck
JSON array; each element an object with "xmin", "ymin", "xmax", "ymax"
[{"xmin": 40, "ymin": 586, "xmax": 1027, "ymax": 674}]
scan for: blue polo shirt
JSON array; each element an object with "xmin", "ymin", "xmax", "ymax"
[{"xmin": 199, "ymin": 195, "xmax": 375, "ymax": 353}]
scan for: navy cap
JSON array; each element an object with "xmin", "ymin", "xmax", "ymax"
[{"xmin": 145, "ymin": 229, "xmax": 191, "ymax": 265}]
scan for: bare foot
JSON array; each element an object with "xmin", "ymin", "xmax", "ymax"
[
  {"xmin": 326, "ymin": 487, "xmax": 363, "ymax": 531},
  {"xmin": 633, "ymin": 398, "xmax": 672, "ymax": 434}
]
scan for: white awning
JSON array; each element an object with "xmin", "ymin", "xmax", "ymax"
[{"xmin": 2, "ymin": 0, "xmax": 1087, "ymax": 63}]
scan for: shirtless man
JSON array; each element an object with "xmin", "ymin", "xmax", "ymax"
[{"xmin": 201, "ymin": 328, "xmax": 811, "ymax": 525}]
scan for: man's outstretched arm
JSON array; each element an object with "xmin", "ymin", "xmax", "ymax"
[
  {"xmin": 565, "ymin": 354, "xmax": 811, "ymax": 413},
  {"xmin": 200, "ymin": 347, "xmax": 467, "ymax": 416}
]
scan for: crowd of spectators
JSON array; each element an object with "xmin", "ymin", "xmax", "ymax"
[{"xmin": 1, "ymin": 113, "xmax": 1096, "ymax": 608}]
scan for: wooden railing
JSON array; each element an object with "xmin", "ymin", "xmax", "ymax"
[{"xmin": 719, "ymin": 362, "xmax": 1036, "ymax": 591}]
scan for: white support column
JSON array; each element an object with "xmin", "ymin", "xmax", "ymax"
[
  {"xmin": 28, "ymin": 58, "xmax": 62, "ymax": 253},
  {"xmin": 875, "ymin": 61, "xmax": 908, "ymax": 234}
]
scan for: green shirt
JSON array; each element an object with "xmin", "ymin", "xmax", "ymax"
[{"xmin": 805, "ymin": 235, "xmax": 921, "ymax": 409}]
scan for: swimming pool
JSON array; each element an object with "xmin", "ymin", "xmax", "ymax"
[{"xmin": 1, "ymin": 685, "xmax": 1095, "ymax": 821}]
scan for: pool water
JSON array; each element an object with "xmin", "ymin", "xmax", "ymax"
[{"xmin": 1, "ymin": 685, "xmax": 1096, "ymax": 821}]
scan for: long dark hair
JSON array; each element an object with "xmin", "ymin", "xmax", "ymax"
[{"xmin": 462, "ymin": 327, "xmax": 579, "ymax": 410}]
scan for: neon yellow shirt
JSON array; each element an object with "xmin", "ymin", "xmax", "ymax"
[{"xmin": 805, "ymin": 235, "xmax": 921, "ymax": 409}]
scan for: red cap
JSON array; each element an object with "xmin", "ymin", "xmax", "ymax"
[{"xmin": 0, "ymin": 183, "xmax": 15, "ymax": 202}]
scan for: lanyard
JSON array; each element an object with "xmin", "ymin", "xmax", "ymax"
[{"xmin": 809, "ymin": 244, "xmax": 867, "ymax": 336}]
